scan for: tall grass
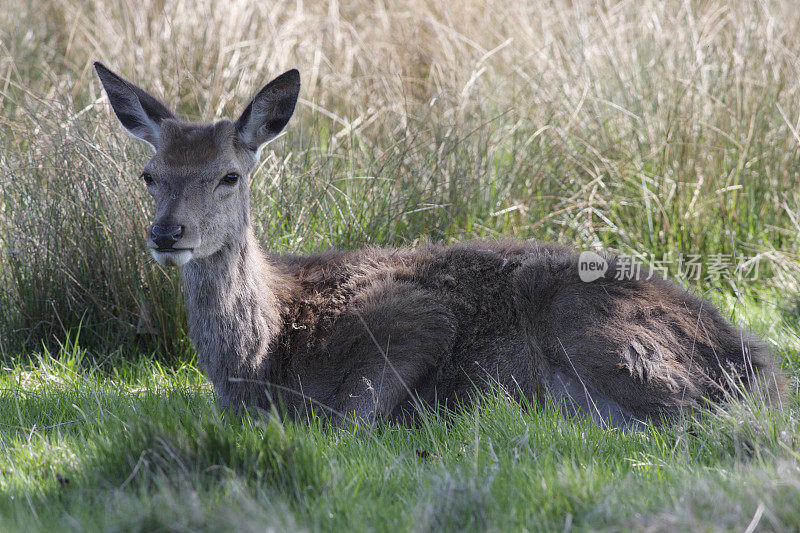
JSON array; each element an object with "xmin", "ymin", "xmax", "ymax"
[{"xmin": 1, "ymin": 0, "xmax": 799, "ymax": 357}]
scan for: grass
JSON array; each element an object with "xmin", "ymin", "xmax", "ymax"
[
  {"xmin": 1, "ymin": 308, "xmax": 799, "ymax": 531},
  {"xmin": 1, "ymin": 0, "xmax": 800, "ymax": 530}
]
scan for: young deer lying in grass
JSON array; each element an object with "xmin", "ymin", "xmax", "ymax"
[{"xmin": 95, "ymin": 63, "xmax": 784, "ymax": 428}]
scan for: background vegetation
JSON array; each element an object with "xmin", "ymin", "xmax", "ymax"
[{"xmin": 1, "ymin": 0, "xmax": 799, "ymax": 530}]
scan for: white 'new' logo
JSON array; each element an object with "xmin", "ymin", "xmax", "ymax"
[{"xmin": 578, "ymin": 251, "xmax": 608, "ymax": 282}]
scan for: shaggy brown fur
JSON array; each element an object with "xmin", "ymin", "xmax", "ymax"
[
  {"xmin": 266, "ymin": 241, "xmax": 784, "ymax": 427},
  {"xmin": 95, "ymin": 62, "xmax": 785, "ymax": 428}
]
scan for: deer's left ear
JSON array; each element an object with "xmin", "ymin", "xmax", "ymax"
[
  {"xmin": 235, "ymin": 69, "xmax": 300, "ymax": 153},
  {"xmin": 94, "ymin": 62, "xmax": 175, "ymax": 150}
]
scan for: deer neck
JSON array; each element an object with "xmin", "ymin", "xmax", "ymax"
[{"xmin": 180, "ymin": 226, "xmax": 287, "ymax": 407}]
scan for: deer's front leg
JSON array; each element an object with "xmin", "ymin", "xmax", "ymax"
[{"xmin": 324, "ymin": 279, "xmax": 456, "ymax": 425}]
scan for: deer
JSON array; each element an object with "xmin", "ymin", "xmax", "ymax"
[{"xmin": 94, "ymin": 62, "xmax": 784, "ymax": 429}]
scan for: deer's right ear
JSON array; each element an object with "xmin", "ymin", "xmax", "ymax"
[{"xmin": 94, "ymin": 62, "xmax": 175, "ymax": 150}]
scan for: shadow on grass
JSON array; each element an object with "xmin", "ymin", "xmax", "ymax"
[{"xmin": 0, "ymin": 385, "xmax": 328, "ymax": 531}]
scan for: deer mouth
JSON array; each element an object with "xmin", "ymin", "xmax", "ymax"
[
  {"xmin": 154, "ymin": 247, "xmax": 194, "ymax": 253},
  {"xmin": 150, "ymin": 248, "xmax": 194, "ymax": 267}
]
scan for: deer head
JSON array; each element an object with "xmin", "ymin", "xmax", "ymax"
[{"xmin": 94, "ymin": 62, "xmax": 300, "ymax": 267}]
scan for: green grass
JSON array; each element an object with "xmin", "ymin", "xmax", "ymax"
[
  {"xmin": 3, "ymin": 288, "xmax": 795, "ymax": 531},
  {"xmin": 1, "ymin": 295, "xmax": 798, "ymax": 531},
  {"xmin": 2, "ymin": 0, "xmax": 800, "ymax": 529}
]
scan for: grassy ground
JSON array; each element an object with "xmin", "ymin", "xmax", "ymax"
[
  {"xmin": 1, "ymin": 0, "xmax": 800, "ymax": 530},
  {"xmin": 1, "ymin": 300, "xmax": 799, "ymax": 531}
]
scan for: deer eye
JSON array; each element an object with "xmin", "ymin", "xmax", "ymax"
[
  {"xmin": 141, "ymin": 172, "xmax": 154, "ymax": 185},
  {"xmin": 221, "ymin": 173, "xmax": 240, "ymax": 185}
]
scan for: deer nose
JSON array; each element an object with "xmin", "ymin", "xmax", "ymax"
[{"xmin": 150, "ymin": 224, "xmax": 184, "ymax": 249}]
